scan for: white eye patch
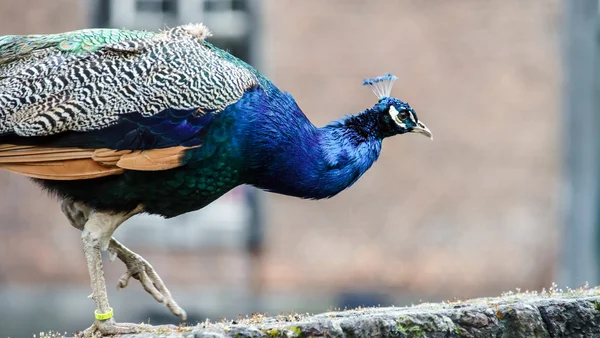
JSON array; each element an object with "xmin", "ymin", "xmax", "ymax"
[{"xmin": 389, "ymin": 106, "xmax": 406, "ymax": 128}]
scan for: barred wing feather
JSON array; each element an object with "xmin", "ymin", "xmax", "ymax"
[{"xmin": 0, "ymin": 23, "xmax": 259, "ymax": 137}]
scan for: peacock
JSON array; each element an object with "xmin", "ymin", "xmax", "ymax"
[{"xmin": 0, "ymin": 23, "xmax": 431, "ymax": 335}]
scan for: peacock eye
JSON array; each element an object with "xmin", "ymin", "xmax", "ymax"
[{"xmin": 398, "ymin": 110, "xmax": 409, "ymax": 120}]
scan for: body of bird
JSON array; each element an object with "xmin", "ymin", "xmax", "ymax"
[
  {"xmin": 0, "ymin": 23, "xmax": 431, "ymax": 335},
  {"xmin": 28, "ymin": 85, "xmax": 387, "ymax": 217}
]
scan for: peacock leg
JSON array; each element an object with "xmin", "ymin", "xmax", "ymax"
[
  {"xmin": 61, "ymin": 199, "xmax": 187, "ymax": 319},
  {"xmin": 80, "ymin": 206, "xmax": 164, "ymax": 335}
]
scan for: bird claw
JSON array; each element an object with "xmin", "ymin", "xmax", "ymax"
[
  {"xmin": 117, "ymin": 252, "xmax": 187, "ymax": 320},
  {"xmin": 77, "ymin": 318, "xmax": 178, "ymax": 337}
]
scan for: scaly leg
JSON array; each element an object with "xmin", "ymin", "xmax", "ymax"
[
  {"xmin": 61, "ymin": 200, "xmax": 186, "ymax": 320},
  {"xmin": 80, "ymin": 206, "xmax": 159, "ymax": 335}
]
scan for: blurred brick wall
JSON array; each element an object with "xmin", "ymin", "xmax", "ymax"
[
  {"xmin": 0, "ymin": 0, "xmax": 561, "ymax": 302},
  {"xmin": 0, "ymin": 0, "xmax": 85, "ymax": 34}
]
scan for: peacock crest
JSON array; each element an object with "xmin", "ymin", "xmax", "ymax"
[{"xmin": 362, "ymin": 73, "xmax": 398, "ymax": 99}]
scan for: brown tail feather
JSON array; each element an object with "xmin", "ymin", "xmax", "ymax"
[
  {"xmin": 0, "ymin": 144, "xmax": 197, "ymax": 180},
  {"xmin": 0, "ymin": 160, "xmax": 124, "ymax": 180}
]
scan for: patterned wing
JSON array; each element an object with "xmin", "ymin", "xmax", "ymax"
[
  {"xmin": 0, "ymin": 24, "xmax": 260, "ymax": 137},
  {"xmin": 0, "ymin": 24, "xmax": 263, "ymax": 180}
]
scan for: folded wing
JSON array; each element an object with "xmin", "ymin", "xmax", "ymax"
[{"xmin": 0, "ymin": 24, "xmax": 262, "ymax": 180}]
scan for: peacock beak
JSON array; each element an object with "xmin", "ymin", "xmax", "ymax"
[{"xmin": 412, "ymin": 121, "xmax": 433, "ymax": 140}]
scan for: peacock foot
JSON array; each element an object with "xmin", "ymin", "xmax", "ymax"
[
  {"xmin": 109, "ymin": 239, "xmax": 187, "ymax": 320},
  {"xmin": 80, "ymin": 318, "xmax": 177, "ymax": 337}
]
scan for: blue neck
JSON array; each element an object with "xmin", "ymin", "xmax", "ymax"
[{"xmin": 239, "ymin": 87, "xmax": 383, "ymax": 199}]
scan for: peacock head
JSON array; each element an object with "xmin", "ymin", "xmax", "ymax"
[{"xmin": 363, "ymin": 74, "xmax": 432, "ymax": 140}]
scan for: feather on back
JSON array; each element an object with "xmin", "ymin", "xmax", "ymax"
[{"xmin": 0, "ymin": 23, "xmax": 259, "ymax": 137}]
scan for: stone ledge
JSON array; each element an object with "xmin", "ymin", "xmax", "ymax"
[{"xmin": 81, "ymin": 287, "xmax": 600, "ymax": 337}]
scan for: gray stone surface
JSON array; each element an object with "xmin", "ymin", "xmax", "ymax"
[{"xmin": 78, "ymin": 287, "xmax": 600, "ymax": 337}]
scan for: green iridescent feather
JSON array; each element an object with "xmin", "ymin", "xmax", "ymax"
[{"xmin": 0, "ymin": 28, "xmax": 156, "ymax": 65}]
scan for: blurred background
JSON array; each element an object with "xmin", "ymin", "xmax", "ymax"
[{"xmin": 0, "ymin": 0, "xmax": 595, "ymax": 336}]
